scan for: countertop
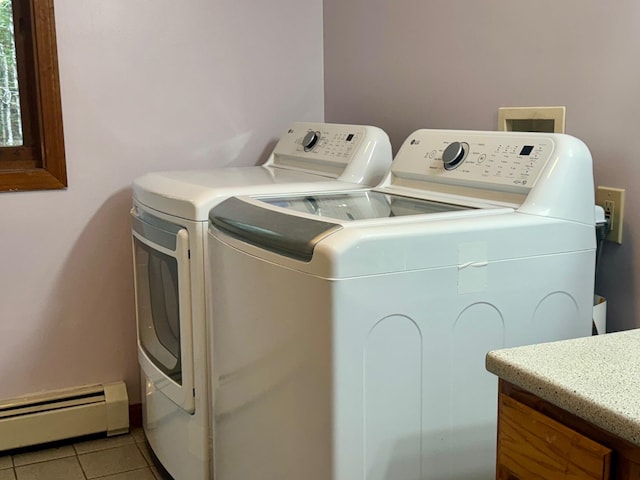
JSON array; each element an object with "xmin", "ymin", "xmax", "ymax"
[{"xmin": 486, "ymin": 329, "xmax": 640, "ymax": 446}]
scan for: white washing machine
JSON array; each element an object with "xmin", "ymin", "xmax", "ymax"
[
  {"xmin": 207, "ymin": 129, "xmax": 596, "ymax": 480},
  {"xmin": 130, "ymin": 122, "xmax": 391, "ymax": 480}
]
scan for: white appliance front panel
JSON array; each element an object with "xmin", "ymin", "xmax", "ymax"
[{"xmin": 208, "ymin": 228, "xmax": 594, "ymax": 480}]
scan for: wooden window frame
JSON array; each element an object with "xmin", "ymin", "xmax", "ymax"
[{"xmin": 0, "ymin": 0, "xmax": 66, "ymax": 192}]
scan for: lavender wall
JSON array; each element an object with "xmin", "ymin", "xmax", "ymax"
[
  {"xmin": 0, "ymin": 0, "xmax": 324, "ymax": 403},
  {"xmin": 324, "ymin": 0, "xmax": 640, "ymax": 331}
]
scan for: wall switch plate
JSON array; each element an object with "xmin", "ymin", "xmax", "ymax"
[
  {"xmin": 595, "ymin": 186, "xmax": 625, "ymax": 244},
  {"xmin": 498, "ymin": 106, "xmax": 566, "ymax": 133}
]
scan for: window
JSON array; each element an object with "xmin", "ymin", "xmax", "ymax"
[{"xmin": 0, "ymin": 0, "xmax": 66, "ymax": 192}]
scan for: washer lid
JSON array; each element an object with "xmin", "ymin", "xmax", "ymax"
[
  {"xmin": 210, "ymin": 191, "xmax": 472, "ymax": 261},
  {"xmin": 259, "ymin": 190, "xmax": 471, "ymax": 221}
]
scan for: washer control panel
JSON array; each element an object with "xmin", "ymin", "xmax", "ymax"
[
  {"xmin": 392, "ymin": 130, "xmax": 556, "ymax": 192},
  {"xmin": 274, "ymin": 123, "xmax": 366, "ymax": 164}
]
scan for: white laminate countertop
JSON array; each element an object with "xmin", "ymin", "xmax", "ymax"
[{"xmin": 486, "ymin": 329, "xmax": 640, "ymax": 446}]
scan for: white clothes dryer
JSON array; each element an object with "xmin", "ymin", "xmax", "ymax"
[
  {"xmin": 208, "ymin": 129, "xmax": 596, "ymax": 480},
  {"xmin": 130, "ymin": 122, "xmax": 391, "ymax": 480}
]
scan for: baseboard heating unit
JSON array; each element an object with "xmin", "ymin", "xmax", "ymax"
[{"xmin": 0, "ymin": 381, "xmax": 129, "ymax": 451}]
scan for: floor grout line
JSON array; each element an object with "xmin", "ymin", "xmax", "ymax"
[{"xmin": 75, "ymin": 452, "xmax": 89, "ymax": 480}]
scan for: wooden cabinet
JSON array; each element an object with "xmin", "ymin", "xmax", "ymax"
[
  {"xmin": 498, "ymin": 393, "xmax": 611, "ymax": 479},
  {"xmin": 496, "ymin": 381, "xmax": 640, "ymax": 480}
]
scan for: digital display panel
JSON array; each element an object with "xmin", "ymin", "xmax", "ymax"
[
  {"xmin": 346, "ymin": 134, "xmax": 354, "ymax": 142},
  {"xmin": 519, "ymin": 145, "xmax": 534, "ymax": 156}
]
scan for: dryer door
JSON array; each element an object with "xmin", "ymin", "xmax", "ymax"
[{"xmin": 131, "ymin": 208, "xmax": 195, "ymax": 413}]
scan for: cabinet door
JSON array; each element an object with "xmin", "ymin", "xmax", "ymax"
[{"xmin": 497, "ymin": 394, "xmax": 612, "ymax": 480}]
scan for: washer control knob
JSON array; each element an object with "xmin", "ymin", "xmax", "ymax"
[
  {"xmin": 442, "ymin": 141, "xmax": 468, "ymax": 170},
  {"xmin": 302, "ymin": 131, "xmax": 321, "ymax": 151}
]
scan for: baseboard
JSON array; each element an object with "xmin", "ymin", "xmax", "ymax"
[
  {"xmin": 129, "ymin": 403, "xmax": 142, "ymax": 429},
  {"xmin": 0, "ymin": 382, "xmax": 128, "ymax": 451}
]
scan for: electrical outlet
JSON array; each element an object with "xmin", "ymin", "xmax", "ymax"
[{"xmin": 595, "ymin": 186, "xmax": 625, "ymax": 244}]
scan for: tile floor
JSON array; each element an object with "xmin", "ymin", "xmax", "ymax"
[{"xmin": 0, "ymin": 428, "xmax": 173, "ymax": 480}]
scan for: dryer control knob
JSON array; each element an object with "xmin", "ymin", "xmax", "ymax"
[
  {"xmin": 442, "ymin": 141, "xmax": 468, "ymax": 170},
  {"xmin": 302, "ymin": 131, "xmax": 321, "ymax": 151}
]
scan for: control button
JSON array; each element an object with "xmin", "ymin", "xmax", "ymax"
[
  {"xmin": 442, "ymin": 141, "xmax": 468, "ymax": 170},
  {"xmin": 303, "ymin": 131, "xmax": 321, "ymax": 151},
  {"xmin": 477, "ymin": 154, "xmax": 487, "ymax": 164},
  {"xmin": 429, "ymin": 150, "xmax": 437, "ymax": 159}
]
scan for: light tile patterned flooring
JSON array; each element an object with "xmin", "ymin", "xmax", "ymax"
[{"xmin": 0, "ymin": 428, "xmax": 173, "ymax": 480}]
